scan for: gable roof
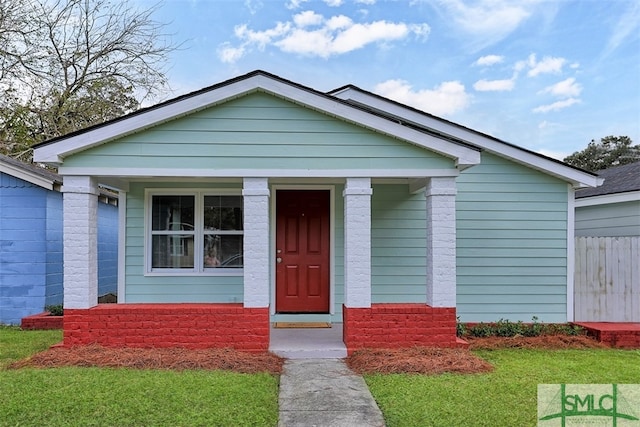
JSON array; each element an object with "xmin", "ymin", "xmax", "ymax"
[
  {"xmin": 32, "ymin": 70, "xmax": 599, "ymax": 188},
  {"xmin": 0, "ymin": 153, "xmax": 61, "ymax": 190},
  {"xmin": 33, "ymin": 70, "xmax": 480, "ymax": 169},
  {"xmin": 576, "ymin": 161, "xmax": 640, "ymax": 198},
  {"xmin": 328, "ymin": 84, "xmax": 600, "ymax": 189}
]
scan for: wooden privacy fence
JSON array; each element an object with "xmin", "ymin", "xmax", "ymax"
[{"xmin": 574, "ymin": 237, "xmax": 640, "ymax": 322}]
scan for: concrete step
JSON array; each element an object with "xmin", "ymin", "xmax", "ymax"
[{"xmin": 270, "ymin": 323, "xmax": 347, "ymax": 359}]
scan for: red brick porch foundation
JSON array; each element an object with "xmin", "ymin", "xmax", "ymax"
[
  {"xmin": 21, "ymin": 312, "xmax": 64, "ymax": 330},
  {"xmin": 573, "ymin": 322, "xmax": 640, "ymax": 349},
  {"xmin": 63, "ymin": 303, "xmax": 270, "ymax": 352},
  {"xmin": 342, "ymin": 303, "xmax": 465, "ymax": 355}
]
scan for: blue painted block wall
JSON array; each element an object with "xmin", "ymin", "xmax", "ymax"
[
  {"xmin": 0, "ymin": 173, "xmax": 50, "ymax": 324},
  {"xmin": 98, "ymin": 201, "xmax": 118, "ymax": 296},
  {"xmin": 0, "ymin": 171, "xmax": 119, "ymax": 324}
]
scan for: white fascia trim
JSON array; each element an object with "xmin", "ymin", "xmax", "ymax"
[
  {"xmin": 57, "ymin": 167, "xmax": 461, "ymax": 179},
  {"xmin": 575, "ymin": 190, "xmax": 640, "ymax": 208},
  {"xmin": 0, "ymin": 161, "xmax": 57, "ymax": 190},
  {"xmin": 34, "ymin": 74, "xmax": 480, "ymax": 167},
  {"xmin": 566, "ymin": 185, "xmax": 575, "ymax": 322},
  {"xmin": 331, "ymin": 88, "xmax": 600, "ymax": 188}
]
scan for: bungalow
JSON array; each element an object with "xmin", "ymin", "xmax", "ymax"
[
  {"xmin": 32, "ymin": 70, "xmax": 599, "ymax": 353},
  {"xmin": 0, "ymin": 154, "xmax": 118, "ymax": 324}
]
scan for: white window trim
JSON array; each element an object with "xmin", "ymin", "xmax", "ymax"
[{"xmin": 144, "ymin": 188, "xmax": 244, "ymax": 277}]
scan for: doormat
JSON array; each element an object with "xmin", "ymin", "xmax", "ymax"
[{"xmin": 273, "ymin": 322, "xmax": 331, "ymax": 329}]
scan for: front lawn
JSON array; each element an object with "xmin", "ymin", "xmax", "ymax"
[
  {"xmin": 365, "ymin": 348, "xmax": 640, "ymax": 427},
  {"xmin": 0, "ymin": 326, "xmax": 279, "ymax": 427}
]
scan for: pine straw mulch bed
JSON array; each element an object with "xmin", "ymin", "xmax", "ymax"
[
  {"xmin": 9, "ymin": 345, "xmax": 284, "ymax": 375},
  {"xmin": 346, "ymin": 335, "xmax": 604, "ymax": 375},
  {"xmin": 8, "ymin": 335, "xmax": 604, "ymax": 376},
  {"xmin": 346, "ymin": 347, "xmax": 494, "ymax": 375},
  {"xmin": 465, "ymin": 334, "xmax": 605, "ymax": 351}
]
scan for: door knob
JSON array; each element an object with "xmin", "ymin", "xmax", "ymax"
[{"xmin": 276, "ymin": 257, "xmax": 282, "ymax": 263}]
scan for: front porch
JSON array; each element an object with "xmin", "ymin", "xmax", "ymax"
[{"xmin": 60, "ymin": 301, "xmax": 464, "ymax": 355}]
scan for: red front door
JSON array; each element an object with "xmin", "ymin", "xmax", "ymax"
[{"xmin": 276, "ymin": 190, "xmax": 330, "ymax": 313}]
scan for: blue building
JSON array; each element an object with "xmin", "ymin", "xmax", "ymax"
[{"xmin": 0, "ymin": 154, "xmax": 118, "ymax": 324}]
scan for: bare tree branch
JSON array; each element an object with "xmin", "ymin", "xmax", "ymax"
[{"xmin": 0, "ymin": 0, "xmax": 178, "ymax": 160}]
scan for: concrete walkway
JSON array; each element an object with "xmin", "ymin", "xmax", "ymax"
[{"xmin": 278, "ymin": 359, "xmax": 385, "ymax": 427}]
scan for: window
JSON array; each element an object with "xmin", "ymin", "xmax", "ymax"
[{"xmin": 148, "ymin": 191, "xmax": 243, "ymax": 274}]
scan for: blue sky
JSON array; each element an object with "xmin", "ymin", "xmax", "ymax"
[{"xmin": 140, "ymin": 0, "xmax": 640, "ymax": 160}]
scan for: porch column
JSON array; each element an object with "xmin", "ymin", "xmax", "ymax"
[
  {"xmin": 425, "ymin": 177, "xmax": 457, "ymax": 307},
  {"xmin": 242, "ymin": 178, "xmax": 270, "ymax": 307},
  {"xmin": 63, "ymin": 176, "xmax": 99, "ymax": 309},
  {"xmin": 343, "ymin": 178, "xmax": 373, "ymax": 307}
]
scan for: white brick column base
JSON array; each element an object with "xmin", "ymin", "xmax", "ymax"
[
  {"xmin": 425, "ymin": 177, "xmax": 457, "ymax": 307},
  {"xmin": 63, "ymin": 176, "xmax": 99, "ymax": 309},
  {"xmin": 242, "ymin": 178, "xmax": 270, "ymax": 308},
  {"xmin": 343, "ymin": 178, "xmax": 373, "ymax": 308}
]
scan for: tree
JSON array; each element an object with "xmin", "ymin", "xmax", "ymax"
[
  {"xmin": 563, "ymin": 136, "xmax": 640, "ymax": 172},
  {"xmin": 0, "ymin": 0, "xmax": 176, "ymax": 162}
]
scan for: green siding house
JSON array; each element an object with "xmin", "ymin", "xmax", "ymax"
[{"xmin": 33, "ymin": 71, "xmax": 599, "ymax": 353}]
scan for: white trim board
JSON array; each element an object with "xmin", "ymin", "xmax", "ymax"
[
  {"xmin": 57, "ymin": 167, "xmax": 461, "ymax": 179},
  {"xmin": 566, "ymin": 184, "xmax": 575, "ymax": 322},
  {"xmin": 575, "ymin": 191, "xmax": 640, "ymax": 208}
]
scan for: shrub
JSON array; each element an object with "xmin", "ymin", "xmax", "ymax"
[
  {"xmin": 458, "ymin": 317, "xmax": 584, "ymax": 338},
  {"xmin": 45, "ymin": 305, "xmax": 64, "ymax": 316}
]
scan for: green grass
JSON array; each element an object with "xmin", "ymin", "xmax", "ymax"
[
  {"xmin": 366, "ymin": 348, "xmax": 640, "ymax": 427},
  {"xmin": 0, "ymin": 325, "xmax": 62, "ymax": 368},
  {"xmin": 0, "ymin": 326, "xmax": 279, "ymax": 427}
]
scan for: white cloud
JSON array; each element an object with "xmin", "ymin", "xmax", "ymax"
[
  {"xmin": 526, "ymin": 53, "xmax": 566, "ymax": 77},
  {"xmin": 244, "ymin": 0, "xmax": 263, "ymax": 15},
  {"xmin": 602, "ymin": 1, "xmax": 640, "ymax": 58},
  {"xmin": 475, "ymin": 55, "xmax": 504, "ymax": 66},
  {"xmin": 539, "ymin": 77, "xmax": 582, "ymax": 98},
  {"xmin": 217, "ymin": 43, "xmax": 245, "ymax": 64},
  {"xmin": 473, "ymin": 78, "xmax": 514, "ymax": 92},
  {"xmin": 324, "ymin": 0, "xmax": 343, "ymax": 6},
  {"xmin": 374, "ymin": 79, "xmax": 470, "ymax": 116},
  {"xmin": 218, "ymin": 12, "xmax": 430, "ymax": 62},
  {"xmin": 326, "ymin": 15, "xmax": 352, "ymax": 30},
  {"xmin": 286, "ymin": 0, "xmax": 308, "ymax": 9},
  {"xmin": 234, "ymin": 22, "xmax": 291, "ymax": 49},
  {"xmin": 293, "ymin": 11, "xmax": 324, "ymax": 27},
  {"xmin": 436, "ymin": 0, "xmax": 537, "ymax": 49},
  {"xmin": 355, "ymin": 0, "xmax": 376, "ymax": 4},
  {"xmin": 533, "ymin": 97, "xmax": 580, "ymax": 113}
]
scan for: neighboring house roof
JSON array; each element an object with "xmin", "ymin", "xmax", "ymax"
[
  {"xmin": 0, "ymin": 153, "xmax": 118, "ymax": 204},
  {"xmin": 576, "ymin": 161, "xmax": 640, "ymax": 198},
  {"xmin": 575, "ymin": 161, "xmax": 640, "ymax": 207},
  {"xmin": 33, "ymin": 70, "xmax": 599, "ymax": 189},
  {"xmin": 0, "ymin": 153, "xmax": 61, "ymax": 190}
]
